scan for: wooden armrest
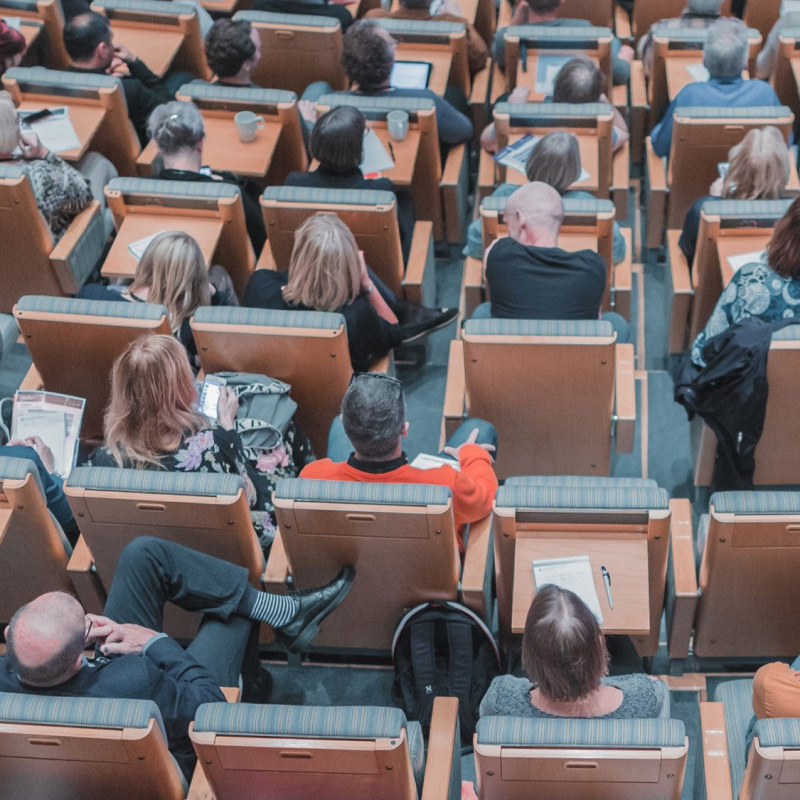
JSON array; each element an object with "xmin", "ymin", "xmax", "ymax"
[
  {"xmin": 611, "ymin": 141, "xmax": 630, "ymax": 221},
  {"xmin": 611, "ymin": 228, "xmax": 633, "ymax": 319},
  {"xmin": 421, "ymin": 697, "xmax": 460, "ymax": 800},
  {"xmin": 254, "ymin": 242, "xmax": 279, "ymax": 271},
  {"xmin": 628, "ymin": 60, "xmax": 648, "ymax": 164},
  {"xmin": 667, "ymin": 497, "xmax": 698, "ymax": 660},
  {"xmin": 49, "ymin": 201, "xmax": 102, "ymax": 294},
  {"xmin": 66, "ymin": 536, "xmax": 105, "ymax": 614},
  {"xmin": 700, "ymin": 702, "xmax": 734, "ymax": 800},
  {"xmin": 402, "ymin": 220, "xmax": 435, "ymax": 306},
  {"xmin": 462, "ymin": 256, "xmax": 485, "ymax": 321},
  {"xmin": 19, "ymin": 363, "xmax": 43, "ymax": 391},
  {"xmin": 489, "ymin": 63, "xmax": 507, "ymax": 104},
  {"xmin": 477, "ymin": 149, "xmax": 496, "ymax": 197},
  {"xmin": 187, "ymin": 761, "xmax": 214, "ymax": 800},
  {"xmin": 469, "ymin": 60, "xmax": 491, "ymax": 106},
  {"xmin": 613, "ymin": 343, "xmax": 635, "ymax": 453},
  {"xmin": 615, "ymin": 4, "xmax": 631, "ymax": 40},
  {"xmin": 645, "ymin": 136, "xmax": 668, "ymax": 249},
  {"xmin": 220, "ymin": 687, "xmax": 240, "ymax": 703},
  {"xmin": 262, "ymin": 528, "xmax": 290, "ymax": 591},
  {"xmin": 611, "ymin": 83, "xmax": 627, "ymax": 110},
  {"xmin": 443, "ymin": 337, "xmax": 466, "ymax": 422},
  {"xmin": 630, "ymin": 59, "xmax": 647, "ymax": 108},
  {"xmin": 645, "ymin": 137, "xmax": 667, "ymax": 191},
  {"xmin": 666, "ymin": 229, "xmax": 693, "ymax": 354},
  {"xmin": 441, "ymin": 144, "xmax": 469, "ymax": 244},
  {"xmin": 460, "ymin": 513, "xmax": 492, "ymax": 621}
]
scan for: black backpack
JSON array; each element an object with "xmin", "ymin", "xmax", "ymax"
[{"xmin": 392, "ymin": 601, "xmax": 502, "ymax": 748}]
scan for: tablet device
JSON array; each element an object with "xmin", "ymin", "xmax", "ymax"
[{"xmin": 390, "ymin": 61, "xmax": 432, "ymax": 90}]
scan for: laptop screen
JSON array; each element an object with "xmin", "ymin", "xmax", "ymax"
[{"xmin": 390, "ymin": 61, "xmax": 432, "ymax": 90}]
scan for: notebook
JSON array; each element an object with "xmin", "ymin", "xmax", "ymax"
[
  {"xmin": 686, "ymin": 62, "xmax": 710, "ymax": 82},
  {"xmin": 390, "ymin": 61, "xmax": 432, "ymax": 90},
  {"xmin": 360, "ymin": 127, "xmax": 394, "ymax": 176},
  {"xmin": 726, "ymin": 249, "xmax": 767, "ymax": 274},
  {"xmin": 410, "ymin": 453, "xmax": 460, "ymax": 471},
  {"xmin": 532, "ymin": 555, "xmax": 604, "ymax": 624},
  {"xmin": 17, "ymin": 107, "xmax": 80, "ymax": 154},
  {"xmin": 533, "ymin": 54, "xmax": 572, "ymax": 95},
  {"xmin": 127, "ymin": 231, "xmax": 166, "ymax": 261}
]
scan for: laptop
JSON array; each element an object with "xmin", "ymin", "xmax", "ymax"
[{"xmin": 390, "ymin": 60, "xmax": 432, "ymax": 90}]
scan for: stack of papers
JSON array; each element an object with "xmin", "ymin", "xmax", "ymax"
[
  {"xmin": 3, "ymin": 17, "xmax": 21, "ymax": 30},
  {"xmin": 686, "ymin": 62, "xmax": 710, "ymax": 82},
  {"xmin": 360, "ymin": 127, "xmax": 394, "ymax": 176},
  {"xmin": 532, "ymin": 555, "xmax": 604, "ymax": 624},
  {"xmin": 17, "ymin": 107, "xmax": 80, "ymax": 154},
  {"xmin": 726, "ymin": 249, "xmax": 767, "ymax": 273},
  {"xmin": 410, "ymin": 453, "xmax": 460, "ymax": 471},
  {"xmin": 128, "ymin": 231, "xmax": 166, "ymax": 261},
  {"xmin": 495, "ymin": 134, "xmax": 590, "ymax": 182}
]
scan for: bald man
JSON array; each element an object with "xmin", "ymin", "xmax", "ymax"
[
  {"xmin": 481, "ymin": 182, "xmax": 608, "ymax": 322},
  {"xmin": 0, "ymin": 537, "xmax": 354, "ymax": 780}
]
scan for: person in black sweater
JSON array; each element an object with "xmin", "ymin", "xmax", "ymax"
[
  {"xmin": 146, "ymin": 100, "xmax": 267, "ymax": 256},
  {"xmin": 285, "ymin": 106, "xmax": 416, "ymax": 261}
]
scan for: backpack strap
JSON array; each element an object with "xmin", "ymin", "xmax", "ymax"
[
  {"xmin": 446, "ymin": 620, "xmax": 474, "ymax": 731},
  {"xmin": 409, "ymin": 621, "xmax": 438, "ymax": 722}
]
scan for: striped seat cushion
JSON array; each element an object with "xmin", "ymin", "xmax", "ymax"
[
  {"xmin": 482, "ymin": 194, "xmax": 614, "ymax": 214},
  {"xmin": 464, "ymin": 318, "xmax": 614, "ymax": 338},
  {"xmin": 93, "ymin": 0, "xmax": 196, "ymax": 15},
  {"xmin": 503, "ymin": 24, "xmax": 612, "ymax": 40},
  {"xmin": 107, "ymin": 177, "xmax": 241, "ymax": 200},
  {"xmin": 715, "ymin": 679, "xmax": 755, "ymax": 795},
  {"xmin": 476, "ymin": 716, "xmax": 686, "ymax": 747},
  {"xmin": 179, "ymin": 83, "xmax": 296, "ymax": 105},
  {"xmin": 494, "ymin": 101, "xmax": 612, "ymax": 123},
  {"xmin": 0, "ymin": 455, "xmax": 44, "ymax": 496},
  {"xmin": 701, "ymin": 199, "xmax": 793, "ymax": 220},
  {"xmin": 234, "ymin": 10, "xmax": 341, "ymax": 28},
  {"xmin": 496, "ymin": 483, "xmax": 669, "ymax": 510},
  {"xmin": 263, "ymin": 185, "xmax": 395, "ymax": 207},
  {"xmin": 15, "ymin": 295, "xmax": 167, "ymax": 321},
  {"xmin": 68, "ymin": 467, "xmax": 245, "ymax": 497},
  {"xmin": 317, "ymin": 93, "xmax": 436, "ymax": 116},
  {"xmin": 753, "ymin": 718, "xmax": 800, "ymax": 748},
  {"xmin": 676, "ymin": 106, "xmax": 792, "ymax": 120},
  {"xmin": 192, "ymin": 305, "xmax": 345, "ymax": 330},
  {"xmin": 5, "ymin": 66, "xmax": 121, "ymax": 93},
  {"xmin": 374, "ymin": 18, "xmax": 463, "ymax": 35},
  {"xmin": 275, "ymin": 478, "xmax": 452, "ymax": 506},
  {"xmin": 711, "ymin": 492, "xmax": 800, "ymax": 515},
  {"xmin": 505, "ymin": 476, "xmax": 658, "ymax": 489}
]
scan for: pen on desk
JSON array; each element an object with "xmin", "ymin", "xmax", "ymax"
[
  {"xmin": 601, "ymin": 566, "xmax": 613, "ymax": 610},
  {"xmin": 388, "ymin": 141, "xmax": 395, "ymax": 160}
]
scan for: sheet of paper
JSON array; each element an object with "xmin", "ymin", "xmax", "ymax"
[
  {"xmin": 360, "ymin": 127, "xmax": 394, "ymax": 176},
  {"xmin": 3, "ymin": 17, "xmax": 21, "ymax": 30},
  {"xmin": 495, "ymin": 133, "xmax": 539, "ymax": 175},
  {"xmin": 533, "ymin": 555, "xmax": 604, "ymax": 625},
  {"xmin": 534, "ymin": 55, "xmax": 572, "ymax": 95},
  {"xmin": 686, "ymin": 62, "xmax": 710, "ymax": 82},
  {"xmin": 13, "ymin": 411, "xmax": 68, "ymax": 476},
  {"xmin": 410, "ymin": 453, "xmax": 461, "ymax": 471},
  {"xmin": 727, "ymin": 249, "xmax": 767, "ymax": 273},
  {"xmin": 18, "ymin": 107, "xmax": 81, "ymax": 154},
  {"xmin": 128, "ymin": 230, "xmax": 166, "ymax": 261}
]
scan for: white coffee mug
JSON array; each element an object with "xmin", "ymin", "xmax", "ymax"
[
  {"xmin": 387, "ymin": 109, "xmax": 409, "ymax": 142},
  {"xmin": 234, "ymin": 111, "xmax": 265, "ymax": 143}
]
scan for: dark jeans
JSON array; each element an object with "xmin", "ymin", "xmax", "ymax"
[{"xmin": 103, "ymin": 537, "xmax": 254, "ymax": 687}]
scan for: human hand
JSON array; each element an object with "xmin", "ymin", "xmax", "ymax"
[
  {"xmin": 106, "ymin": 55, "xmax": 127, "ymax": 75},
  {"xmin": 112, "ymin": 42, "xmax": 135, "ymax": 64},
  {"xmin": 358, "ymin": 251, "xmax": 371, "ymax": 290},
  {"xmin": 8, "ymin": 435, "xmax": 55, "ymax": 471},
  {"xmin": 709, "ymin": 177, "xmax": 724, "ymax": 197},
  {"xmin": 618, "ymin": 45, "xmax": 634, "ymax": 64},
  {"xmin": 83, "ymin": 614, "xmax": 117, "ymax": 648},
  {"xmin": 99, "ymin": 622, "xmax": 160, "ymax": 656},
  {"xmin": 442, "ymin": 427, "xmax": 496, "ymax": 460},
  {"xmin": 480, "ymin": 122, "xmax": 498, "ymax": 153},
  {"xmin": 18, "ymin": 131, "xmax": 48, "ymax": 160},
  {"xmin": 216, "ymin": 386, "xmax": 239, "ymax": 431},
  {"xmin": 297, "ymin": 99, "xmax": 318, "ymax": 125},
  {"xmin": 508, "ymin": 86, "xmax": 530, "ymax": 104}
]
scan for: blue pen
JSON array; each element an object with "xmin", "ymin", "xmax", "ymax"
[{"xmin": 601, "ymin": 566, "xmax": 613, "ymax": 610}]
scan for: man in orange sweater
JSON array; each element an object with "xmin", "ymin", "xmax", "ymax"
[{"xmin": 300, "ymin": 373, "xmax": 498, "ymax": 546}]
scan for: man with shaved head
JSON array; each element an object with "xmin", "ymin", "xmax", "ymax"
[
  {"xmin": 1, "ymin": 537, "xmax": 354, "ymax": 780},
  {"xmin": 481, "ymin": 182, "xmax": 611, "ymax": 325}
]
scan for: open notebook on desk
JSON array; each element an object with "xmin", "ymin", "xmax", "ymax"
[
  {"xmin": 532, "ymin": 555, "xmax": 604, "ymax": 624},
  {"xmin": 17, "ymin": 107, "xmax": 81, "ymax": 155}
]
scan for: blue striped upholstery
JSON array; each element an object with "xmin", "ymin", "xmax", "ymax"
[
  {"xmin": 476, "ymin": 717, "xmax": 686, "ymax": 747},
  {"xmin": 68, "ymin": 467, "xmax": 245, "ymax": 496},
  {"xmin": 753, "ymin": 718, "xmax": 800, "ymax": 748},
  {"xmin": 107, "ymin": 177, "xmax": 241, "ymax": 201},
  {"xmin": 317, "ymin": 94, "xmax": 436, "ymax": 115},
  {"xmin": 93, "ymin": 0, "xmax": 196, "ymax": 15},
  {"xmin": 503, "ymin": 25, "xmax": 613, "ymax": 41},
  {"xmin": 776, "ymin": 26, "xmax": 800, "ymax": 41},
  {"xmin": 5, "ymin": 67, "xmax": 122, "ymax": 96},
  {"xmin": 234, "ymin": 10, "xmax": 341, "ymax": 28},
  {"xmin": 0, "ymin": 163, "xmax": 25, "ymax": 180},
  {"xmin": 262, "ymin": 185, "xmax": 395, "ymax": 207},
  {"xmin": 505, "ymin": 476, "xmax": 658, "ymax": 489},
  {"xmin": 65, "ymin": 204, "xmax": 106, "ymax": 288},
  {"xmin": 276, "ymin": 478, "xmax": 452, "ymax": 506},
  {"xmin": 179, "ymin": 83, "xmax": 297, "ymax": 105},
  {"xmin": 374, "ymin": 18, "xmax": 463, "ymax": 35},
  {"xmin": 773, "ymin": 325, "xmax": 800, "ymax": 342},
  {"xmin": 407, "ymin": 720, "xmax": 424, "ymax": 793},
  {"xmin": 0, "ymin": 455, "xmax": 44, "ymax": 496},
  {"xmin": 0, "ymin": 314, "xmax": 18, "ymax": 362},
  {"xmin": 711, "ymin": 492, "xmax": 800, "ymax": 515},
  {"xmin": 15, "ymin": 295, "xmax": 168, "ymax": 321},
  {"xmin": 482, "ymin": 194, "xmax": 615, "ymax": 214},
  {"xmin": 0, "ymin": 693, "xmax": 167, "ymax": 743},
  {"xmin": 701, "ymin": 199, "xmax": 794, "ymax": 219},
  {"xmin": 494, "ymin": 101, "xmax": 611, "ymax": 120},
  {"xmin": 676, "ymin": 106, "xmax": 792, "ymax": 120},
  {"xmin": 715, "ymin": 679, "xmax": 755, "ymax": 795},
  {"xmin": 653, "ymin": 25, "xmax": 759, "ymax": 42},
  {"xmin": 464, "ymin": 318, "xmax": 614, "ymax": 338},
  {"xmin": 495, "ymin": 483, "xmax": 669, "ymax": 510},
  {"xmin": 192, "ymin": 305, "xmax": 345, "ymax": 330}
]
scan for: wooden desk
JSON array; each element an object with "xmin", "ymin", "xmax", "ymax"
[
  {"xmin": 512, "ymin": 536, "xmax": 650, "ymax": 635},
  {"xmin": 395, "ymin": 45, "xmax": 452, "ymax": 97},
  {"xmin": 137, "ymin": 113, "xmax": 282, "ymax": 183},
  {"xmin": 17, "ymin": 101, "xmax": 105, "ymax": 162},
  {"xmin": 666, "ymin": 55, "xmax": 749, "ymax": 101},
  {"xmin": 503, "ymin": 132, "xmax": 599, "ymax": 193},
  {"xmin": 389, "ymin": 0, "xmax": 479, "ymax": 24},
  {"xmin": 199, "ymin": 0, "xmax": 240, "ymax": 13},
  {"xmin": 370, "ymin": 125, "xmax": 422, "ymax": 186},
  {"xmin": 109, "ymin": 24, "xmax": 183, "ymax": 78},
  {"xmin": 558, "ymin": 232, "xmax": 598, "ymax": 253},
  {"xmin": 716, "ymin": 232, "xmax": 773, "ymax": 286},
  {"xmin": 101, "ymin": 213, "xmax": 224, "ymax": 280},
  {"xmin": 514, "ymin": 54, "xmax": 600, "ymax": 100}
]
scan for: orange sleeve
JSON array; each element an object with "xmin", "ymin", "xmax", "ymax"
[
  {"xmin": 452, "ymin": 443, "xmax": 498, "ymax": 526},
  {"xmin": 753, "ymin": 662, "xmax": 800, "ymax": 720},
  {"xmin": 299, "ymin": 459, "xmax": 333, "ymax": 478}
]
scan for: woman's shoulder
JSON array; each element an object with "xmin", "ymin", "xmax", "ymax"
[
  {"xmin": 604, "ymin": 673, "xmax": 666, "ymax": 718},
  {"xmin": 480, "ymin": 675, "xmax": 536, "ymax": 717}
]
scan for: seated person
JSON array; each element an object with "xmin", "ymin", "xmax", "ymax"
[
  {"xmin": 467, "ymin": 130, "xmax": 626, "ymax": 265},
  {"xmin": 148, "ymin": 100, "xmax": 267, "ymax": 255},
  {"xmin": 679, "ymin": 126, "xmax": 790, "ymax": 267},
  {"xmin": 285, "ymin": 106, "xmax": 417, "ymax": 260},
  {"xmin": 204, "ymin": 18, "xmax": 261, "ymax": 88},
  {"xmin": 0, "ymin": 20, "xmax": 26, "ymax": 79},
  {"xmin": 302, "ymin": 372, "xmax": 498, "ymax": 550},
  {"xmin": 243, "ymin": 214, "xmax": 457, "ymax": 371},
  {"xmin": 63, "ymin": 12, "xmax": 194, "ymax": 147},
  {"xmin": 480, "ymin": 585, "xmax": 666, "ymax": 718},
  {"xmin": 491, "ymin": 0, "xmax": 634, "ymax": 85},
  {"xmin": 0, "ymin": 537, "xmax": 354, "ymax": 780},
  {"xmin": 365, "ymin": 0, "xmax": 489, "ymax": 75},
  {"xmin": 251, "ymin": 0, "xmax": 354, "ymax": 31},
  {"xmin": 481, "ymin": 181, "xmax": 628, "ymax": 341},
  {"xmin": 89, "ymin": 335, "xmax": 313, "ymax": 550},
  {"xmin": 78, "ymin": 231, "xmax": 237, "ymax": 366},
  {"xmin": 1, "ymin": 437, "xmax": 77, "ymax": 543},
  {"xmin": 753, "ymin": 655, "xmax": 800, "ymax": 726},
  {"xmin": 301, "ymin": 20, "xmax": 473, "ymax": 146},
  {"xmin": 651, "ymin": 19, "xmax": 781, "ymax": 158},
  {"xmin": 691, "ymin": 195, "xmax": 800, "ymax": 366},
  {"xmin": 756, "ymin": 10, "xmax": 800, "ymax": 80},
  {"xmin": 638, "ymin": 0, "xmax": 725, "ymax": 79}
]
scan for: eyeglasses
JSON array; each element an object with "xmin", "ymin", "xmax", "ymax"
[
  {"xmin": 349, "ymin": 372, "xmax": 402, "ymax": 387},
  {"xmin": 84, "ymin": 616, "xmax": 94, "ymax": 650}
]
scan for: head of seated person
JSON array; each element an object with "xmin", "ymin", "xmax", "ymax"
[
  {"xmin": 514, "ymin": 0, "xmax": 564, "ymax": 23},
  {"xmin": 63, "ymin": 11, "xmax": 114, "ymax": 70},
  {"xmin": 310, "ymin": 106, "xmax": 366, "ymax": 176},
  {"xmin": 0, "ymin": 21, "xmax": 26, "ymax": 79},
  {"xmin": 283, "ymin": 214, "xmax": 362, "ymax": 312},
  {"xmin": 205, "ymin": 19, "xmax": 261, "ymax": 86},
  {"xmin": 0, "ymin": 98, "xmax": 23, "ymax": 158},
  {"xmin": 148, "ymin": 100, "xmax": 205, "ymax": 173},
  {"xmin": 702, "ymin": 18, "xmax": 748, "ymax": 81},
  {"xmin": 716, "ymin": 126, "xmax": 790, "ymax": 200},
  {"xmin": 341, "ymin": 372, "xmax": 407, "ymax": 462},
  {"xmin": 343, "ymin": 20, "xmax": 397, "ymax": 92},
  {"xmin": 553, "ymin": 55, "xmax": 605, "ymax": 105},
  {"xmin": 524, "ymin": 130, "xmax": 582, "ymax": 196},
  {"xmin": 505, "ymin": 181, "xmax": 564, "ymax": 248},
  {"xmin": 5, "ymin": 592, "xmax": 87, "ymax": 688}
]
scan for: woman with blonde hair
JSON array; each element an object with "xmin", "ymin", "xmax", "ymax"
[{"xmin": 680, "ymin": 126, "xmax": 791, "ymax": 267}]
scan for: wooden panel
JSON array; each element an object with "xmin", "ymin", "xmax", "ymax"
[{"xmin": 16, "ymin": 101, "xmax": 105, "ymax": 162}]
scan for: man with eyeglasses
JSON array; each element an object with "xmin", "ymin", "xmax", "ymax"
[{"xmin": 300, "ymin": 372, "xmax": 498, "ymax": 550}]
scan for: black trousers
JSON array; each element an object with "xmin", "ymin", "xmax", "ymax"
[{"xmin": 103, "ymin": 537, "xmax": 255, "ymax": 686}]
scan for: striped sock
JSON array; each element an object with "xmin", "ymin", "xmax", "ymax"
[{"xmin": 236, "ymin": 585, "xmax": 300, "ymax": 628}]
